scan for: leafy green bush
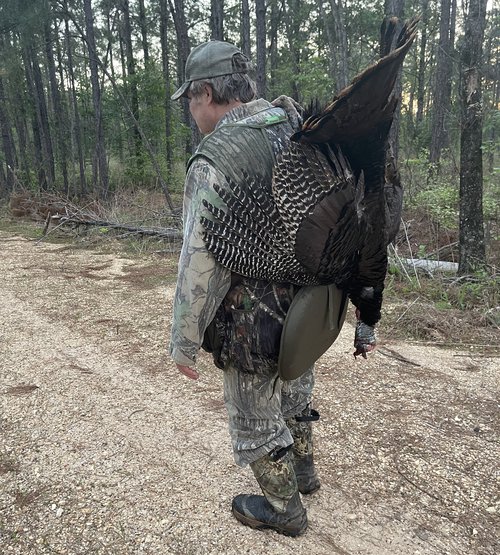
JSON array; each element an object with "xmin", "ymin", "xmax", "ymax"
[{"xmin": 413, "ymin": 185, "xmax": 459, "ymax": 229}]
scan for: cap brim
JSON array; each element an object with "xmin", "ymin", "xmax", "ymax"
[{"xmin": 171, "ymin": 81, "xmax": 190, "ymax": 100}]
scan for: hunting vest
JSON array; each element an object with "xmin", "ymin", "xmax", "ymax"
[
  {"xmin": 187, "ymin": 106, "xmax": 291, "ymax": 187},
  {"xmin": 194, "ymin": 105, "xmax": 348, "ymax": 377},
  {"xmin": 193, "ymin": 106, "xmax": 297, "ymax": 374}
]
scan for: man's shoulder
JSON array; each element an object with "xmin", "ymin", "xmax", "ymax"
[
  {"xmin": 228, "ymin": 106, "xmax": 288, "ymax": 129},
  {"xmin": 197, "ymin": 105, "xmax": 291, "ymax": 154},
  {"xmin": 186, "ymin": 156, "xmax": 223, "ymax": 188}
]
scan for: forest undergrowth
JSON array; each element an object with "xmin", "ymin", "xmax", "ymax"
[{"xmin": 1, "ymin": 186, "xmax": 499, "ymax": 352}]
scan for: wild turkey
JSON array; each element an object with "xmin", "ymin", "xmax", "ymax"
[{"xmin": 201, "ymin": 17, "xmax": 418, "ymax": 357}]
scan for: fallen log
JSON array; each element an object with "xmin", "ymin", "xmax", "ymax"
[{"xmin": 396, "ymin": 257, "xmax": 459, "ymax": 274}]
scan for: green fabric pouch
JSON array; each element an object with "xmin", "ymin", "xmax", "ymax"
[{"xmin": 278, "ymin": 284, "xmax": 348, "ymax": 380}]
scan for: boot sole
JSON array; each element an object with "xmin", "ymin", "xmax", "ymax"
[{"xmin": 232, "ymin": 507, "xmax": 307, "ymax": 537}]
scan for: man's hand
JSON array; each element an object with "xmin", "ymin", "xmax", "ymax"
[
  {"xmin": 353, "ymin": 309, "xmax": 377, "ymax": 359},
  {"xmin": 176, "ymin": 363, "xmax": 199, "ymax": 380}
]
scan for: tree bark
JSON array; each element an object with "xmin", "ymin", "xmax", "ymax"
[
  {"xmin": 458, "ymin": 0, "xmax": 487, "ymax": 274},
  {"xmin": 241, "ymin": 0, "xmax": 251, "ymax": 57},
  {"xmin": 255, "ymin": 0, "xmax": 267, "ymax": 98},
  {"xmin": 416, "ymin": 0, "xmax": 429, "ymax": 126},
  {"xmin": 137, "ymin": 0, "xmax": 150, "ymax": 64},
  {"xmin": 23, "ymin": 44, "xmax": 55, "ymax": 190},
  {"xmin": 268, "ymin": 0, "xmax": 281, "ymax": 99},
  {"xmin": 429, "ymin": 0, "xmax": 455, "ymax": 164},
  {"xmin": 382, "ymin": 1, "xmax": 405, "ymax": 161},
  {"xmin": 210, "ymin": 0, "xmax": 224, "ymax": 41},
  {"xmin": 283, "ymin": 0, "xmax": 300, "ymax": 101},
  {"xmin": 44, "ymin": 13, "xmax": 69, "ymax": 194},
  {"xmin": 83, "ymin": 0, "xmax": 109, "ymax": 197},
  {"xmin": 169, "ymin": 0, "xmax": 197, "ymax": 151},
  {"xmin": 0, "ymin": 75, "xmax": 16, "ymax": 194},
  {"xmin": 328, "ymin": 0, "xmax": 349, "ymax": 90},
  {"xmin": 121, "ymin": 0, "xmax": 142, "ymax": 173},
  {"xmin": 63, "ymin": 0, "xmax": 87, "ymax": 196},
  {"xmin": 159, "ymin": 0, "xmax": 174, "ymax": 179},
  {"xmin": 21, "ymin": 44, "xmax": 46, "ymax": 190},
  {"xmin": 318, "ymin": 0, "xmax": 338, "ymax": 88},
  {"xmin": 14, "ymin": 106, "xmax": 32, "ymax": 188}
]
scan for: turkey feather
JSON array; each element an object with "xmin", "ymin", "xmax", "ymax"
[{"xmin": 200, "ymin": 17, "xmax": 418, "ymax": 328}]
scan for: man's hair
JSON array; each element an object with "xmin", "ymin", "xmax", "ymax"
[{"xmin": 189, "ymin": 53, "xmax": 257, "ymax": 104}]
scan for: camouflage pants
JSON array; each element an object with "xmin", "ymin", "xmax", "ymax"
[{"xmin": 223, "ymin": 364, "xmax": 315, "ymax": 467}]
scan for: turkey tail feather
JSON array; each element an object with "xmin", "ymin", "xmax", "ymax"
[{"xmin": 292, "ymin": 16, "xmax": 418, "ymax": 145}]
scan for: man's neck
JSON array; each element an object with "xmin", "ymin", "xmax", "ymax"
[{"xmin": 214, "ymin": 100, "xmax": 243, "ymax": 125}]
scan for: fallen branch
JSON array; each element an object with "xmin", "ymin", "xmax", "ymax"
[
  {"xmin": 10, "ymin": 191, "xmax": 183, "ymax": 242},
  {"xmin": 377, "ymin": 346, "xmax": 422, "ymax": 367},
  {"xmin": 53, "ymin": 215, "xmax": 183, "ymax": 240}
]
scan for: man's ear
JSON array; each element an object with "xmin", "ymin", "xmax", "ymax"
[{"xmin": 203, "ymin": 84, "xmax": 213, "ymax": 103}]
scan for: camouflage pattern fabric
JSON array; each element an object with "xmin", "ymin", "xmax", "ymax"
[
  {"xmin": 250, "ymin": 448, "xmax": 297, "ymax": 513},
  {"xmin": 169, "ymin": 159, "xmax": 232, "ymax": 367},
  {"xmin": 285, "ymin": 406, "xmax": 316, "ymax": 458},
  {"xmin": 170, "ymin": 99, "xmax": 315, "ymax": 466},
  {"xmin": 211, "ymin": 277, "xmax": 296, "ymax": 373},
  {"xmin": 170, "ymin": 99, "xmax": 292, "ymax": 368},
  {"xmin": 223, "ymin": 365, "xmax": 314, "ymax": 466}
]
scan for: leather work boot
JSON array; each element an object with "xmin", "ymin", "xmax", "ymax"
[
  {"xmin": 232, "ymin": 447, "xmax": 308, "ymax": 537},
  {"xmin": 286, "ymin": 406, "xmax": 321, "ymax": 494}
]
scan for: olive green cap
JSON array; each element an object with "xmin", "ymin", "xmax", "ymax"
[{"xmin": 171, "ymin": 40, "xmax": 251, "ymax": 100}]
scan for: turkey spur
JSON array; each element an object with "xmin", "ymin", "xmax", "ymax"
[{"xmin": 201, "ymin": 18, "xmax": 418, "ymax": 351}]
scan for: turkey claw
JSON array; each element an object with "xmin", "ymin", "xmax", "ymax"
[
  {"xmin": 353, "ymin": 346, "xmax": 368, "ymax": 359},
  {"xmin": 353, "ymin": 321, "xmax": 376, "ymax": 359},
  {"xmin": 271, "ymin": 95, "xmax": 303, "ymax": 131}
]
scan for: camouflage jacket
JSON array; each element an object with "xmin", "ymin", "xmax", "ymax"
[{"xmin": 169, "ymin": 99, "xmax": 298, "ymax": 372}]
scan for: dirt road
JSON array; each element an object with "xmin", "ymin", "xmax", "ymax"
[{"xmin": 1, "ymin": 231, "xmax": 498, "ymax": 555}]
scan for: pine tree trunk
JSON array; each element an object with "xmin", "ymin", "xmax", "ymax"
[
  {"xmin": 416, "ymin": 0, "xmax": 429, "ymax": 126},
  {"xmin": 159, "ymin": 0, "xmax": 174, "ymax": 177},
  {"xmin": 0, "ymin": 36, "xmax": 17, "ymax": 194},
  {"xmin": 241, "ymin": 0, "xmax": 251, "ymax": 57},
  {"xmin": 137, "ymin": 0, "xmax": 150, "ymax": 64},
  {"xmin": 458, "ymin": 0, "xmax": 487, "ymax": 274},
  {"xmin": 283, "ymin": 0, "xmax": 300, "ymax": 101},
  {"xmin": 429, "ymin": 0, "xmax": 455, "ymax": 165},
  {"xmin": 268, "ymin": 0, "xmax": 281, "ymax": 99},
  {"xmin": 14, "ymin": 108, "xmax": 32, "ymax": 188},
  {"xmin": 23, "ymin": 44, "xmax": 55, "ymax": 190},
  {"xmin": 328, "ymin": 0, "xmax": 349, "ymax": 90},
  {"xmin": 55, "ymin": 27, "xmax": 72, "ymax": 195},
  {"xmin": 255, "ymin": 0, "xmax": 267, "ymax": 98},
  {"xmin": 64, "ymin": 0, "xmax": 87, "ymax": 196},
  {"xmin": 21, "ymin": 46, "xmax": 44, "ymax": 189},
  {"xmin": 83, "ymin": 0, "xmax": 109, "ymax": 197},
  {"xmin": 210, "ymin": 0, "xmax": 224, "ymax": 41},
  {"xmin": 121, "ymin": 0, "xmax": 142, "ymax": 173},
  {"xmin": 104, "ymin": 7, "xmax": 125, "ymax": 165},
  {"xmin": 0, "ymin": 160, "xmax": 6, "ymax": 194},
  {"xmin": 382, "ymin": 0, "xmax": 405, "ymax": 161},
  {"xmin": 170, "ymin": 0, "xmax": 197, "ymax": 151},
  {"xmin": 0, "ymin": 74, "xmax": 16, "ymax": 194},
  {"xmin": 318, "ymin": 0, "xmax": 338, "ymax": 87},
  {"xmin": 44, "ymin": 15, "xmax": 69, "ymax": 194}
]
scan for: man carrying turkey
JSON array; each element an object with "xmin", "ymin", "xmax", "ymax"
[
  {"xmin": 169, "ymin": 15, "xmax": 417, "ymax": 537},
  {"xmin": 169, "ymin": 40, "xmax": 348, "ymax": 536}
]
